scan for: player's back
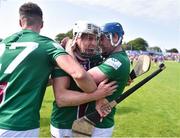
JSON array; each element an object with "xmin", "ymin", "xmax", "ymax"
[{"xmin": 0, "ymin": 29, "xmax": 60, "ymax": 130}]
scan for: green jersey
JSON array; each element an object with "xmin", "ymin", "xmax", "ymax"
[
  {"xmin": 51, "ymin": 55, "xmax": 102, "ymax": 129},
  {"xmin": 0, "ymin": 29, "xmax": 67, "ymax": 131},
  {"xmin": 51, "ymin": 68, "xmax": 80, "ymax": 129},
  {"xmin": 86, "ymin": 51, "xmax": 130, "ymax": 128}
]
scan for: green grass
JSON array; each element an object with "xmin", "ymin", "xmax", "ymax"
[
  {"xmin": 40, "ymin": 61, "xmax": 180, "ymax": 137},
  {"xmin": 40, "ymin": 86, "xmax": 53, "ymax": 137}
]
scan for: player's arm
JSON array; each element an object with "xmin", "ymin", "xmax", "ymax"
[
  {"xmin": 55, "ymin": 55, "xmax": 97, "ymax": 93},
  {"xmin": 53, "ymin": 76, "xmax": 117, "ymax": 107},
  {"xmin": 88, "ymin": 66, "xmax": 108, "ymax": 84},
  {"xmin": 88, "ymin": 66, "xmax": 113, "ymax": 116}
]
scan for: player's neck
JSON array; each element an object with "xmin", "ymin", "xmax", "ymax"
[
  {"xmin": 21, "ymin": 24, "xmax": 41, "ymax": 33},
  {"xmin": 20, "ymin": 18, "xmax": 42, "ymax": 33},
  {"xmin": 22, "ymin": 27, "xmax": 40, "ymax": 33},
  {"xmin": 112, "ymin": 45, "xmax": 123, "ymax": 53}
]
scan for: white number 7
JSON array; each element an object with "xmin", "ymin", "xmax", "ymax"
[{"xmin": 0, "ymin": 42, "xmax": 38, "ymax": 74}]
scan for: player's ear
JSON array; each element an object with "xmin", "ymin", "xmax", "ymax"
[
  {"xmin": 40, "ymin": 21, "xmax": 44, "ymax": 29},
  {"xmin": 19, "ymin": 19, "xmax": 22, "ymax": 27},
  {"xmin": 113, "ymin": 33, "xmax": 119, "ymax": 43}
]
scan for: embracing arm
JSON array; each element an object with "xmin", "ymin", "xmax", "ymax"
[
  {"xmin": 55, "ymin": 55, "xmax": 97, "ymax": 93},
  {"xmin": 88, "ymin": 66, "xmax": 113, "ymax": 117},
  {"xmin": 88, "ymin": 66, "xmax": 108, "ymax": 84},
  {"xmin": 53, "ymin": 76, "xmax": 117, "ymax": 107}
]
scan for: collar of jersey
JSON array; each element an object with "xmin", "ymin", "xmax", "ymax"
[{"xmin": 22, "ymin": 29, "xmax": 39, "ymax": 34}]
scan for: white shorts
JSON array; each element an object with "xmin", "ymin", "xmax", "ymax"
[
  {"xmin": 0, "ymin": 128, "xmax": 39, "ymax": 137},
  {"xmin": 50, "ymin": 124, "xmax": 72, "ymax": 138},
  {"xmin": 92, "ymin": 126, "xmax": 114, "ymax": 137}
]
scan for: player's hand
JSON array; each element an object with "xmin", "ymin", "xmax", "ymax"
[
  {"xmin": 64, "ymin": 39, "xmax": 78, "ymax": 59},
  {"xmin": 95, "ymin": 79, "xmax": 117, "ymax": 98},
  {"xmin": 95, "ymin": 98, "xmax": 111, "ymax": 119},
  {"xmin": 126, "ymin": 77, "xmax": 133, "ymax": 86},
  {"xmin": 60, "ymin": 37, "xmax": 70, "ymax": 48}
]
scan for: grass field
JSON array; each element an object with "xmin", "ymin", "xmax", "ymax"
[{"xmin": 40, "ymin": 61, "xmax": 180, "ymax": 137}]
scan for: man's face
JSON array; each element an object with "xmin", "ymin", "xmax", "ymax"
[
  {"xmin": 99, "ymin": 33, "xmax": 113, "ymax": 56},
  {"xmin": 76, "ymin": 33, "xmax": 99, "ymax": 56}
]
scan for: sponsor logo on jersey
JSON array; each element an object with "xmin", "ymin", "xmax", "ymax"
[{"xmin": 104, "ymin": 58, "xmax": 121, "ymax": 70}]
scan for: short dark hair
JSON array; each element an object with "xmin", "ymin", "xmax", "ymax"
[
  {"xmin": 19, "ymin": 2, "xmax": 42, "ymax": 18},
  {"xmin": 19, "ymin": 2, "xmax": 43, "ymax": 25}
]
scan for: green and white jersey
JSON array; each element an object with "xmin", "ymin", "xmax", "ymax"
[
  {"xmin": 0, "ymin": 29, "xmax": 67, "ymax": 131},
  {"xmin": 86, "ymin": 51, "xmax": 130, "ymax": 128},
  {"xmin": 51, "ymin": 55, "xmax": 103, "ymax": 129},
  {"xmin": 51, "ymin": 68, "xmax": 80, "ymax": 129}
]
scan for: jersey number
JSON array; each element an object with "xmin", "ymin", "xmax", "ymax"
[
  {"xmin": 0, "ymin": 42, "xmax": 38, "ymax": 74},
  {"xmin": 0, "ymin": 42, "xmax": 38, "ymax": 105}
]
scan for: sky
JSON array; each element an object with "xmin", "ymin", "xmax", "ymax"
[{"xmin": 0, "ymin": 0, "xmax": 179, "ymax": 52}]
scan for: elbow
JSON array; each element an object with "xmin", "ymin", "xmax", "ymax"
[
  {"xmin": 56, "ymin": 98, "xmax": 65, "ymax": 107},
  {"xmin": 55, "ymin": 93, "xmax": 68, "ymax": 107},
  {"xmin": 56, "ymin": 98, "xmax": 67, "ymax": 107},
  {"xmin": 71, "ymin": 70, "xmax": 87, "ymax": 80},
  {"xmin": 55, "ymin": 94, "xmax": 72, "ymax": 107}
]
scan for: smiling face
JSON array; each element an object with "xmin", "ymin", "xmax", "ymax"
[{"xmin": 76, "ymin": 33, "xmax": 99, "ymax": 57}]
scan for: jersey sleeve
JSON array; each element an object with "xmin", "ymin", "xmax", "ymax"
[
  {"xmin": 38, "ymin": 36, "xmax": 68, "ymax": 65},
  {"xmin": 44, "ymin": 40, "xmax": 68, "ymax": 64},
  {"xmin": 98, "ymin": 57, "xmax": 127, "ymax": 102},
  {"xmin": 98, "ymin": 57, "xmax": 122, "ymax": 79}
]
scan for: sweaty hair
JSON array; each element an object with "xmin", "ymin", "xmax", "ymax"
[{"xmin": 19, "ymin": 2, "xmax": 43, "ymax": 26}]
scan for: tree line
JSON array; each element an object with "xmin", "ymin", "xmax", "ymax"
[{"xmin": 0, "ymin": 31, "xmax": 178, "ymax": 53}]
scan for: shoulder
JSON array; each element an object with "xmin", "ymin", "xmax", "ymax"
[
  {"xmin": 103, "ymin": 57, "xmax": 122, "ymax": 70},
  {"xmin": 2, "ymin": 32, "xmax": 21, "ymax": 43},
  {"xmin": 100, "ymin": 51, "xmax": 129, "ymax": 70},
  {"xmin": 37, "ymin": 35, "xmax": 64, "ymax": 49},
  {"xmin": 37, "ymin": 34, "xmax": 54, "ymax": 44},
  {"xmin": 109, "ymin": 51, "xmax": 129, "ymax": 63}
]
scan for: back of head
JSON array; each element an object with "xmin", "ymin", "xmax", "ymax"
[
  {"xmin": 101, "ymin": 22, "xmax": 124, "ymax": 47},
  {"xmin": 19, "ymin": 2, "xmax": 43, "ymax": 26}
]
